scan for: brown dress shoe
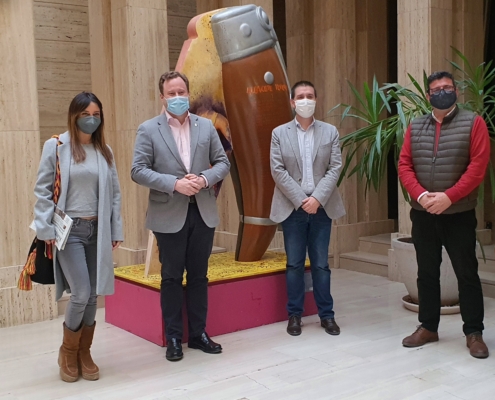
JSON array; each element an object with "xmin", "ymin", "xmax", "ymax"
[
  {"xmin": 402, "ymin": 326, "xmax": 439, "ymax": 347},
  {"xmin": 321, "ymin": 318, "xmax": 340, "ymax": 335},
  {"xmin": 287, "ymin": 315, "xmax": 302, "ymax": 336},
  {"xmin": 466, "ymin": 332, "xmax": 489, "ymax": 359}
]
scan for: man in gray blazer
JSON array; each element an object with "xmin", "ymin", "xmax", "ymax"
[
  {"xmin": 131, "ymin": 71, "xmax": 230, "ymax": 361},
  {"xmin": 270, "ymin": 80, "xmax": 346, "ymax": 337}
]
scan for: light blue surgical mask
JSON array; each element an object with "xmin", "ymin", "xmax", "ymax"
[
  {"xmin": 77, "ymin": 116, "xmax": 101, "ymax": 135},
  {"xmin": 166, "ymin": 96, "xmax": 190, "ymax": 116}
]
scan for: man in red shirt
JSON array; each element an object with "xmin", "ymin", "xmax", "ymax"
[{"xmin": 398, "ymin": 71, "xmax": 491, "ymax": 359}]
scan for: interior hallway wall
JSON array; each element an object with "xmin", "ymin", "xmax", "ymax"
[
  {"xmin": 285, "ymin": 0, "xmax": 394, "ymax": 264},
  {"xmin": 34, "ymin": 0, "xmax": 92, "ymax": 147},
  {"xmin": 0, "ymin": 0, "xmax": 57, "ymax": 327},
  {"xmin": 89, "ymin": 0, "xmax": 171, "ymax": 267}
]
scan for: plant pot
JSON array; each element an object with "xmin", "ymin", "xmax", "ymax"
[{"xmin": 392, "ymin": 237, "xmax": 459, "ymax": 308}]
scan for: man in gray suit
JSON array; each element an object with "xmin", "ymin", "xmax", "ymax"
[
  {"xmin": 270, "ymin": 80, "xmax": 346, "ymax": 337},
  {"xmin": 131, "ymin": 71, "xmax": 230, "ymax": 361}
]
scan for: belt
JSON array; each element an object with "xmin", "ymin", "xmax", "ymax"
[
  {"xmin": 73, "ymin": 218, "xmax": 98, "ymax": 226},
  {"xmin": 189, "ymin": 195, "xmax": 196, "ymax": 204}
]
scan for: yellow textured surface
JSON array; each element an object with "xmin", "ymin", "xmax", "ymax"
[
  {"xmin": 114, "ymin": 251, "xmax": 307, "ymax": 289},
  {"xmin": 180, "ymin": 10, "xmax": 225, "ymax": 103}
]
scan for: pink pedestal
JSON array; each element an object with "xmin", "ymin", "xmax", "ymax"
[{"xmin": 106, "ymin": 270, "xmax": 318, "ymax": 346}]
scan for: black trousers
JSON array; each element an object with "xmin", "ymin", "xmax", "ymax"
[
  {"xmin": 410, "ymin": 208, "xmax": 484, "ymax": 335},
  {"xmin": 154, "ymin": 203, "xmax": 215, "ymax": 340}
]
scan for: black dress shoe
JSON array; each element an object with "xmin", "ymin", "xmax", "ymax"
[
  {"xmin": 287, "ymin": 315, "xmax": 302, "ymax": 336},
  {"xmin": 321, "ymin": 318, "xmax": 340, "ymax": 335},
  {"xmin": 166, "ymin": 338, "xmax": 183, "ymax": 361},
  {"xmin": 188, "ymin": 332, "xmax": 222, "ymax": 354}
]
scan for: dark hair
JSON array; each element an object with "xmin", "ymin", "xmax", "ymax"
[
  {"xmin": 427, "ymin": 71, "xmax": 456, "ymax": 92},
  {"xmin": 159, "ymin": 71, "xmax": 190, "ymax": 94},
  {"xmin": 290, "ymin": 81, "xmax": 317, "ymax": 99},
  {"xmin": 67, "ymin": 92, "xmax": 113, "ymax": 166}
]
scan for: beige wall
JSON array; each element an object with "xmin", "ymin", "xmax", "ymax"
[
  {"xmin": 0, "ymin": 0, "xmax": 57, "ymax": 327},
  {"xmin": 34, "ymin": 0, "xmax": 92, "ymax": 145},
  {"xmin": 88, "ymin": 0, "xmax": 170, "ymax": 267},
  {"xmin": 168, "ymin": 0, "xmax": 197, "ymax": 69},
  {"xmin": 285, "ymin": 0, "xmax": 393, "ymax": 262}
]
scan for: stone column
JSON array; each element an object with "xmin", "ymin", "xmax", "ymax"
[
  {"xmin": 0, "ymin": 0, "xmax": 57, "ymax": 327},
  {"xmin": 398, "ymin": 0, "xmax": 451, "ymax": 234},
  {"xmin": 313, "ymin": 0, "xmax": 358, "ymax": 228},
  {"xmin": 312, "ymin": 1, "xmax": 394, "ymax": 262},
  {"xmin": 453, "ymin": 0, "xmax": 484, "ymax": 75},
  {"xmin": 89, "ymin": 0, "xmax": 116, "ymax": 145},
  {"xmin": 88, "ymin": 0, "xmax": 170, "ymax": 266},
  {"xmin": 285, "ymin": 0, "xmax": 314, "ymax": 85},
  {"xmin": 355, "ymin": 0, "xmax": 389, "ymax": 224},
  {"xmin": 311, "ymin": 1, "xmax": 354, "ymax": 260}
]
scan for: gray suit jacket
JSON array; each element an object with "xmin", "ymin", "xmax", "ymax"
[
  {"xmin": 34, "ymin": 131, "xmax": 124, "ymax": 301},
  {"xmin": 270, "ymin": 119, "xmax": 346, "ymax": 223},
  {"xmin": 131, "ymin": 113, "xmax": 230, "ymax": 233}
]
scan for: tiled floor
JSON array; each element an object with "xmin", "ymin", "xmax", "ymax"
[{"xmin": 2, "ymin": 269, "xmax": 495, "ymax": 400}]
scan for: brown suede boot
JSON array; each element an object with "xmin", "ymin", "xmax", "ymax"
[
  {"xmin": 58, "ymin": 323, "xmax": 82, "ymax": 382},
  {"xmin": 78, "ymin": 322, "xmax": 100, "ymax": 380}
]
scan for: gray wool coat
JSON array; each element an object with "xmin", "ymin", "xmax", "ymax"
[{"xmin": 33, "ymin": 131, "xmax": 124, "ymax": 301}]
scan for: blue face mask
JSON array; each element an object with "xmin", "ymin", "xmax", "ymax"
[
  {"xmin": 166, "ymin": 96, "xmax": 190, "ymax": 116},
  {"xmin": 77, "ymin": 116, "xmax": 101, "ymax": 135}
]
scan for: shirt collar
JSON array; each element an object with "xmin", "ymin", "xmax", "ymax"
[
  {"xmin": 165, "ymin": 110, "xmax": 190, "ymax": 125},
  {"xmin": 294, "ymin": 117, "xmax": 315, "ymax": 131},
  {"xmin": 431, "ymin": 106, "xmax": 456, "ymax": 123}
]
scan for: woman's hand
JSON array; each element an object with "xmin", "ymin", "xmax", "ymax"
[
  {"xmin": 112, "ymin": 241, "xmax": 122, "ymax": 250},
  {"xmin": 45, "ymin": 239, "xmax": 56, "ymax": 245}
]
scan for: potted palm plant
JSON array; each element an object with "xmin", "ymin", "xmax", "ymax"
[{"xmin": 329, "ymin": 48, "xmax": 495, "ymax": 312}]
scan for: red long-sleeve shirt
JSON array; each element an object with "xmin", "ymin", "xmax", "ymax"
[{"xmin": 398, "ymin": 115, "xmax": 490, "ymax": 203}]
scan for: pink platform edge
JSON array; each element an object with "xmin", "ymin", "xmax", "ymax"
[{"xmin": 106, "ymin": 271, "xmax": 318, "ymax": 346}]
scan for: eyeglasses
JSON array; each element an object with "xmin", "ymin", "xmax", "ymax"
[{"xmin": 429, "ymin": 85, "xmax": 455, "ymax": 95}]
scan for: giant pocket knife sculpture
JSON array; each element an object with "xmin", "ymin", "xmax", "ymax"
[{"xmin": 176, "ymin": 5, "xmax": 293, "ymax": 261}]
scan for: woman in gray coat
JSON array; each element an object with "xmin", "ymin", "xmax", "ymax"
[{"xmin": 34, "ymin": 92, "xmax": 123, "ymax": 382}]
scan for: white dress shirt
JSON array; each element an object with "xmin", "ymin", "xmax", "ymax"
[{"xmin": 295, "ymin": 117, "xmax": 316, "ymax": 195}]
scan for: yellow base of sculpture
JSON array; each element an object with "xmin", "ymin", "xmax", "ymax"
[{"xmin": 114, "ymin": 251, "xmax": 309, "ymax": 289}]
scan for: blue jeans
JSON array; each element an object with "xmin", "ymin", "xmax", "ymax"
[{"xmin": 281, "ymin": 207, "xmax": 334, "ymax": 320}]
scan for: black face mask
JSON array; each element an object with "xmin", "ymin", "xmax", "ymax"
[{"xmin": 429, "ymin": 90, "xmax": 457, "ymax": 110}]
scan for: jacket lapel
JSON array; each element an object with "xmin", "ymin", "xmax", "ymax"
[
  {"xmin": 157, "ymin": 113, "xmax": 187, "ymax": 171},
  {"xmin": 312, "ymin": 122, "xmax": 323, "ymax": 162},
  {"xmin": 96, "ymin": 149, "xmax": 108, "ymax": 211},
  {"xmin": 287, "ymin": 121, "xmax": 303, "ymax": 172},
  {"xmin": 57, "ymin": 132, "xmax": 71, "ymax": 209},
  {"xmin": 189, "ymin": 114, "xmax": 200, "ymax": 166}
]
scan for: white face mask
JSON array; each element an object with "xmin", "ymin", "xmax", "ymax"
[{"xmin": 294, "ymin": 99, "xmax": 316, "ymax": 118}]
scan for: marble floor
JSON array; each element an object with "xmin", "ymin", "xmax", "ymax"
[{"xmin": 2, "ymin": 269, "xmax": 495, "ymax": 400}]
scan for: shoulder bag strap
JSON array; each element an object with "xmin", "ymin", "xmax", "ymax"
[{"xmin": 51, "ymin": 135, "xmax": 62, "ymax": 205}]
